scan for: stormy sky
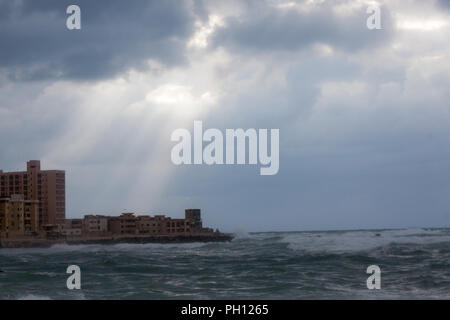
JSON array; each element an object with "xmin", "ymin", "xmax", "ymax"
[{"xmin": 1, "ymin": 0, "xmax": 449, "ymax": 231}]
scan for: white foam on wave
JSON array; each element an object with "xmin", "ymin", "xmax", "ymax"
[
  {"xmin": 16, "ymin": 291, "xmax": 87, "ymax": 300},
  {"xmin": 111, "ymin": 242, "xmax": 207, "ymax": 250},
  {"xmin": 0, "ymin": 242, "xmax": 209, "ymax": 256},
  {"xmin": 231, "ymin": 229, "xmax": 250, "ymax": 240},
  {"xmin": 281, "ymin": 228, "xmax": 450, "ymax": 253},
  {"xmin": 17, "ymin": 294, "xmax": 52, "ymax": 300}
]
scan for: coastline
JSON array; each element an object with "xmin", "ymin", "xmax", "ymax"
[{"xmin": 0, "ymin": 233, "xmax": 234, "ymax": 248}]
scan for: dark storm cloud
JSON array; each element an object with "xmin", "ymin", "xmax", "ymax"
[
  {"xmin": 437, "ymin": 0, "xmax": 450, "ymax": 8},
  {"xmin": 212, "ymin": 1, "xmax": 393, "ymax": 53},
  {"xmin": 0, "ymin": 0, "xmax": 196, "ymax": 81}
]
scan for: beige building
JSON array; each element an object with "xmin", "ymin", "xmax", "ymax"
[
  {"xmin": 0, "ymin": 194, "xmax": 39, "ymax": 238},
  {"xmin": 55, "ymin": 209, "xmax": 212, "ymax": 239},
  {"xmin": 109, "ymin": 213, "xmax": 137, "ymax": 235},
  {"xmin": 185, "ymin": 209, "xmax": 202, "ymax": 232},
  {"xmin": 136, "ymin": 210, "xmax": 206, "ymax": 235},
  {"xmin": 129, "ymin": 209, "xmax": 207, "ymax": 236},
  {"xmin": 137, "ymin": 215, "xmax": 169, "ymax": 235},
  {"xmin": 166, "ymin": 218, "xmax": 191, "ymax": 235},
  {"xmin": 83, "ymin": 215, "xmax": 109, "ymax": 235},
  {"xmin": 61, "ymin": 218, "xmax": 83, "ymax": 237},
  {"xmin": 0, "ymin": 160, "xmax": 65, "ymax": 226}
]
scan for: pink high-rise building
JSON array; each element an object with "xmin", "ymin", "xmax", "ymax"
[{"xmin": 0, "ymin": 160, "xmax": 65, "ymax": 226}]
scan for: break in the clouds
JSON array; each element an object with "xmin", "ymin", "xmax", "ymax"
[
  {"xmin": 0, "ymin": 0, "xmax": 196, "ymax": 80},
  {"xmin": 1, "ymin": 0, "xmax": 450, "ymax": 231}
]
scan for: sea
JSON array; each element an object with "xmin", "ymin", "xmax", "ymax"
[{"xmin": 0, "ymin": 228, "xmax": 449, "ymax": 300}]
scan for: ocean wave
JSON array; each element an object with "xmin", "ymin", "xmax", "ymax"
[
  {"xmin": 16, "ymin": 291, "xmax": 87, "ymax": 300},
  {"xmin": 17, "ymin": 294, "xmax": 52, "ymax": 300},
  {"xmin": 0, "ymin": 242, "xmax": 210, "ymax": 255},
  {"xmin": 1, "ymin": 229, "xmax": 448, "ymax": 300},
  {"xmin": 111, "ymin": 242, "xmax": 208, "ymax": 250},
  {"xmin": 279, "ymin": 228, "xmax": 450, "ymax": 253},
  {"xmin": 231, "ymin": 229, "xmax": 250, "ymax": 239}
]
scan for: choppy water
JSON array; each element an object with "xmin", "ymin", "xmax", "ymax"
[{"xmin": 0, "ymin": 228, "xmax": 449, "ymax": 300}]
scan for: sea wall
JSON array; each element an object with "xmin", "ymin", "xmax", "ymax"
[{"xmin": 0, "ymin": 233, "xmax": 233, "ymax": 248}]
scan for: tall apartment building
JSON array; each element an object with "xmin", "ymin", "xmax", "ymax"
[{"xmin": 0, "ymin": 160, "xmax": 65, "ymax": 226}]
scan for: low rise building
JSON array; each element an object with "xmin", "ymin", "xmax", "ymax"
[
  {"xmin": 136, "ymin": 215, "xmax": 168, "ymax": 235},
  {"xmin": 53, "ymin": 209, "xmax": 213, "ymax": 239},
  {"xmin": 0, "ymin": 194, "xmax": 39, "ymax": 238},
  {"xmin": 108, "ymin": 213, "xmax": 137, "ymax": 235},
  {"xmin": 61, "ymin": 218, "xmax": 83, "ymax": 237},
  {"xmin": 166, "ymin": 218, "xmax": 191, "ymax": 235},
  {"xmin": 185, "ymin": 209, "xmax": 203, "ymax": 232},
  {"xmin": 83, "ymin": 215, "xmax": 109, "ymax": 235}
]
